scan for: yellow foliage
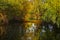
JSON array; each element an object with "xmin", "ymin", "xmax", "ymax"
[{"xmin": 25, "ymin": 22, "xmax": 32, "ymax": 29}]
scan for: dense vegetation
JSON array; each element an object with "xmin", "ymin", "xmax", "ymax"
[{"xmin": 0, "ymin": 0, "xmax": 60, "ymax": 40}]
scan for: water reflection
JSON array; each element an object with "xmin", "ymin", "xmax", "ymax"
[{"xmin": 48, "ymin": 24, "xmax": 53, "ymax": 32}]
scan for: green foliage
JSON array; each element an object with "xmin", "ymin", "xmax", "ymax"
[{"xmin": 0, "ymin": 0, "xmax": 60, "ymax": 40}]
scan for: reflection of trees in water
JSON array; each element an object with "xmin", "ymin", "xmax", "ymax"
[
  {"xmin": 0, "ymin": 16, "xmax": 24, "ymax": 40},
  {"xmin": 7, "ymin": 18, "xmax": 24, "ymax": 40},
  {"xmin": 1, "ymin": 19, "xmax": 60, "ymax": 40},
  {"xmin": 39, "ymin": 21, "xmax": 60, "ymax": 40}
]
